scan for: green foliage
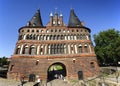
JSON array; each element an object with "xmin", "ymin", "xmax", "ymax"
[
  {"xmin": 49, "ymin": 65, "xmax": 63, "ymax": 71},
  {"xmin": 55, "ymin": 65, "xmax": 63, "ymax": 70},
  {"xmin": 0, "ymin": 56, "xmax": 9, "ymax": 66},
  {"xmin": 94, "ymin": 29, "xmax": 120, "ymax": 65}
]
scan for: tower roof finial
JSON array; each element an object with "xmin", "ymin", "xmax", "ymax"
[
  {"xmin": 55, "ymin": 8, "xmax": 58, "ymax": 15},
  {"xmin": 60, "ymin": 11, "xmax": 63, "ymax": 17},
  {"xmin": 50, "ymin": 11, "xmax": 53, "ymax": 16}
]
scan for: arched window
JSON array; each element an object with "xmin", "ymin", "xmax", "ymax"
[
  {"xmin": 64, "ymin": 44, "xmax": 66, "ymax": 54},
  {"xmin": 40, "ymin": 45, "xmax": 43, "ymax": 55},
  {"xmin": 53, "ymin": 35, "xmax": 56, "ymax": 40},
  {"xmin": 18, "ymin": 35, "xmax": 23, "ymax": 40},
  {"xmin": 70, "ymin": 35, "xmax": 74, "ymax": 40},
  {"xmin": 43, "ymin": 35, "xmax": 46, "ymax": 40},
  {"xmin": 23, "ymin": 45, "xmax": 28, "ymax": 54},
  {"xmin": 29, "ymin": 34, "xmax": 33, "ymax": 40},
  {"xmin": 71, "ymin": 44, "xmax": 74, "ymax": 54},
  {"xmin": 83, "ymin": 34, "xmax": 87, "ymax": 40},
  {"xmin": 33, "ymin": 35, "xmax": 36, "ymax": 40},
  {"xmin": 51, "ymin": 44, "xmax": 54, "ymax": 54},
  {"xmin": 15, "ymin": 46, "xmax": 21, "ymax": 54},
  {"xmin": 48, "ymin": 45, "xmax": 51, "ymax": 54},
  {"xmin": 80, "ymin": 34, "xmax": 82, "ymax": 39},
  {"xmin": 84, "ymin": 44, "xmax": 88, "ymax": 53},
  {"xmin": 39, "ymin": 35, "xmax": 42, "ymax": 40},
  {"xmin": 68, "ymin": 35, "xmax": 70, "ymax": 40},
  {"xmin": 65, "ymin": 35, "xmax": 67, "ymax": 40},
  {"xmin": 61, "ymin": 44, "xmax": 64, "ymax": 54},
  {"xmin": 74, "ymin": 34, "xmax": 77, "ymax": 40},
  {"xmin": 36, "ymin": 35, "xmax": 39, "ymax": 40},
  {"xmin": 46, "ymin": 35, "xmax": 49, "ymax": 40},
  {"xmin": 57, "ymin": 35, "xmax": 60, "ymax": 40},
  {"xmin": 26, "ymin": 34, "xmax": 30, "ymax": 40},
  {"xmin": 77, "ymin": 34, "xmax": 79, "ymax": 39},
  {"xmin": 30, "ymin": 46, "xmax": 36, "ymax": 55},
  {"xmin": 78, "ymin": 44, "xmax": 82, "ymax": 53},
  {"xmin": 54, "ymin": 44, "xmax": 57, "ymax": 54},
  {"xmin": 50, "ymin": 35, "xmax": 52, "ymax": 40}
]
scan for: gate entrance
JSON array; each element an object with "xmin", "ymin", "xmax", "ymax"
[{"xmin": 47, "ymin": 62, "xmax": 66, "ymax": 81}]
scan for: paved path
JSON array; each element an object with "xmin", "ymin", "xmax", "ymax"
[
  {"xmin": 0, "ymin": 78, "xmax": 35, "ymax": 86},
  {"xmin": 0, "ymin": 77, "xmax": 120, "ymax": 86}
]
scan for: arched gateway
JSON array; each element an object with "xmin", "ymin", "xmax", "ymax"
[
  {"xmin": 7, "ymin": 9, "xmax": 99, "ymax": 81},
  {"xmin": 47, "ymin": 62, "xmax": 66, "ymax": 81}
]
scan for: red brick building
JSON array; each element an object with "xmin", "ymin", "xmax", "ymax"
[{"xmin": 7, "ymin": 9, "xmax": 99, "ymax": 81}]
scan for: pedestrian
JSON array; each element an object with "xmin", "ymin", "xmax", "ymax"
[{"xmin": 37, "ymin": 77, "xmax": 41, "ymax": 86}]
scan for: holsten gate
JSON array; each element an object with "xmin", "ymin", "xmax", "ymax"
[{"xmin": 7, "ymin": 9, "xmax": 99, "ymax": 81}]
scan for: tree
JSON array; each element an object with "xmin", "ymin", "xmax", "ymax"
[
  {"xmin": 94, "ymin": 29, "xmax": 120, "ymax": 65},
  {"xmin": 0, "ymin": 56, "xmax": 9, "ymax": 66}
]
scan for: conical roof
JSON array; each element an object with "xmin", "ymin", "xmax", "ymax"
[
  {"xmin": 68, "ymin": 9, "xmax": 82, "ymax": 27},
  {"xmin": 29, "ymin": 9, "xmax": 43, "ymax": 27}
]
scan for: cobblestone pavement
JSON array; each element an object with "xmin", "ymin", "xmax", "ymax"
[
  {"xmin": 0, "ymin": 78, "xmax": 35, "ymax": 86},
  {"xmin": 0, "ymin": 78, "xmax": 20, "ymax": 86},
  {"xmin": 1, "ymin": 77, "xmax": 120, "ymax": 86},
  {"xmin": 0, "ymin": 78, "xmax": 72, "ymax": 86}
]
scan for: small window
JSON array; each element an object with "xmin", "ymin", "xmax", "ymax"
[
  {"xmin": 41, "ymin": 30, "xmax": 43, "ymax": 33},
  {"xmin": 77, "ymin": 29, "xmax": 79, "ymax": 32},
  {"xmin": 51, "ymin": 30, "xmax": 53, "ymax": 32},
  {"xmin": 55, "ymin": 29, "xmax": 57, "ymax": 32},
  {"xmin": 72, "ymin": 30, "xmax": 74, "ymax": 32},
  {"xmin": 36, "ymin": 30, "xmax": 39, "ymax": 33},
  {"xmin": 22, "ymin": 30, "xmax": 24, "ymax": 32},
  {"xmin": 90, "ymin": 62, "xmax": 95, "ymax": 68},
  {"xmin": 27, "ymin": 30, "xmax": 30, "ymax": 32},
  {"xmin": 59, "ymin": 29, "xmax": 61, "ymax": 32},
  {"xmin": 32, "ymin": 30, "xmax": 34, "ymax": 32},
  {"xmin": 63, "ymin": 30, "xmax": 65, "ymax": 33},
  {"xmin": 46, "ymin": 29, "xmax": 49, "ymax": 33}
]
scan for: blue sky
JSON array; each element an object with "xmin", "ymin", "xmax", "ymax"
[{"xmin": 0, "ymin": 0, "xmax": 120, "ymax": 57}]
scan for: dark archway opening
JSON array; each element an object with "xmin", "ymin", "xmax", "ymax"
[
  {"xmin": 29, "ymin": 74, "xmax": 36, "ymax": 82},
  {"xmin": 47, "ymin": 62, "xmax": 66, "ymax": 81}
]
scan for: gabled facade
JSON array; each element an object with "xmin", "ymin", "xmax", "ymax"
[{"xmin": 7, "ymin": 9, "xmax": 99, "ymax": 81}]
